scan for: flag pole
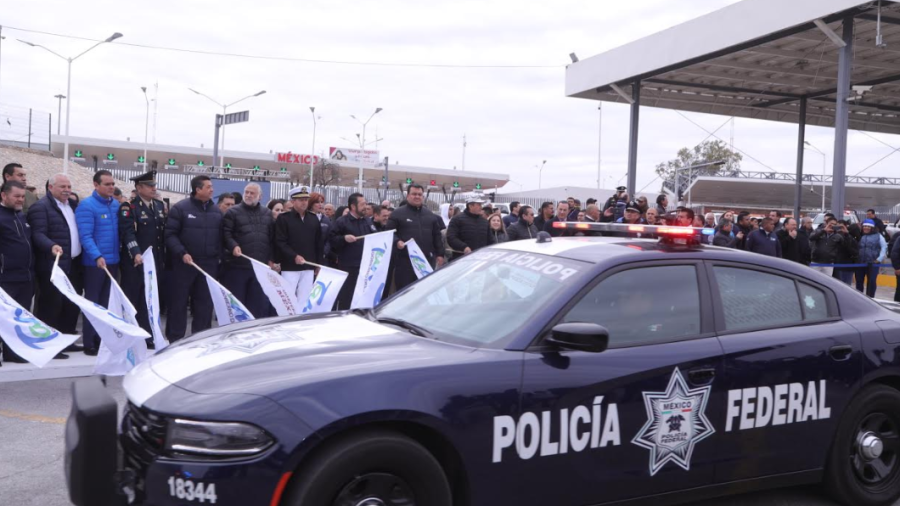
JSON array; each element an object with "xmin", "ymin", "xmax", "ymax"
[
  {"xmin": 189, "ymin": 261, "xmax": 212, "ymax": 279},
  {"xmin": 241, "ymin": 252, "xmax": 326, "ymax": 270},
  {"xmin": 53, "ymin": 251, "xmax": 61, "ymax": 271}
]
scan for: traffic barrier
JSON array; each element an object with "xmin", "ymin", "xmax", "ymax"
[{"xmin": 808, "ymin": 263, "xmax": 898, "ymax": 289}]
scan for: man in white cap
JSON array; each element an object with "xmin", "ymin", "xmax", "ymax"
[
  {"xmin": 275, "ymin": 186, "xmax": 324, "ymax": 303},
  {"xmin": 446, "ymin": 196, "xmax": 493, "ymax": 261}
]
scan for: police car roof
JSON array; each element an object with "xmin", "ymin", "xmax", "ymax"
[{"xmin": 491, "ymin": 236, "xmax": 749, "ymax": 265}]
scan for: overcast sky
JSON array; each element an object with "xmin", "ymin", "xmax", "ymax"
[{"xmin": 3, "ymin": 0, "xmax": 900, "ymax": 195}]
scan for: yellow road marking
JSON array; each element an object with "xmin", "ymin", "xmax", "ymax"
[{"xmin": 0, "ymin": 409, "xmax": 66, "ymax": 425}]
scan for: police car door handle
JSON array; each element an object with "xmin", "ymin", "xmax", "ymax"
[
  {"xmin": 829, "ymin": 345, "xmax": 853, "ymax": 361},
  {"xmin": 687, "ymin": 368, "xmax": 716, "ymax": 385}
]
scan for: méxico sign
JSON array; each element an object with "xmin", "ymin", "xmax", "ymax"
[{"xmin": 276, "ymin": 152, "xmax": 321, "ymax": 165}]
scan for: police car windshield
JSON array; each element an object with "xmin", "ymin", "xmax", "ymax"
[{"xmin": 376, "ymin": 249, "xmax": 584, "ymax": 348}]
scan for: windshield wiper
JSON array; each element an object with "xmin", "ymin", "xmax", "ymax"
[{"xmin": 375, "ymin": 317, "xmax": 432, "ymax": 337}]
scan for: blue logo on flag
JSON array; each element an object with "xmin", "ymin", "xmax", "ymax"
[
  {"xmin": 13, "ymin": 309, "xmax": 60, "ymax": 349},
  {"xmin": 228, "ymin": 295, "xmax": 253, "ymax": 322},
  {"xmin": 304, "ymin": 280, "xmax": 333, "ymax": 312}
]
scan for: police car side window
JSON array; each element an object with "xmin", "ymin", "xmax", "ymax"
[
  {"xmin": 713, "ymin": 267, "xmax": 802, "ymax": 331},
  {"xmin": 561, "ymin": 265, "xmax": 702, "ymax": 347},
  {"xmin": 798, "ymin": 283, "xmax": 829, "ymax": 321}
]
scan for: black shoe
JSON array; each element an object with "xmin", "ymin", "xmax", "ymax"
[
  {"xmin": 83, "ymin": 348, "xmax": 99, "ymax": 357},
  {"xmin": 4, "ymin": 355, "xmax": 27, "ymax": 364},
  {"xmin": 64, "ymin": 344, "xmax": 84, "ymax": 353},
  {"xmin": 54, "ymin": 353, "xmax": 70, "ymax": 360}
]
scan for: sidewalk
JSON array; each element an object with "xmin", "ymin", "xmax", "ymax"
[
  {"xmin": 0, "ymin": 315, "xmax": 196, "ymax": 383},
  {"xmin": 0, "ymin": 351, "xmax": 96, "ymax": 383}
]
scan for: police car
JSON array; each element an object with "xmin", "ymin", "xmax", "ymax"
[{"xmin": 66, "ymin": 223, "xmax": 900, "ymax": 506}]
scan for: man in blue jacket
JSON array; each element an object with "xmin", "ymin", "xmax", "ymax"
[
  {"xmin": 75, "ymin": 170, "xmax": 120, "ymax": 355},
  {"xmin": 0, "ymin": 181, "xmax": 34, "ymax": 363},
  {"xmin": 746, "ymin": 217, "xmax": 783, "ymax": 258},
  {"xmin": 165, "ymin": 175, "xmax": 222, "ymax": 341},
  {"xmin": 28, "ymin": 173, "xmax": 83, "ymax": 348},
  {"xmin": 329, "ymin": 192, "xmax": 376, "ymax": 310}
]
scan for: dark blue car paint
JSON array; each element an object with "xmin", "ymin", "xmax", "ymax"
[{"xmin": 129, "ymin": 238, "xmax": 900, "ymax": 506}]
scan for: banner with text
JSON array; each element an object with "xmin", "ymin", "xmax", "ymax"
[
  {"xmin": 351, "ymin": 231, "xmax": 395, "ymax": 309},
  {"xmin": 249, "ymin": 257, "xmax": 301, "ymax": 316},
  {"xmin": 329, "ymin": 147, "xmax": 380, "ymax": 165},
  {"xmin": 0, "ymin": 286, "xmax": 78, "ymax": 368}
]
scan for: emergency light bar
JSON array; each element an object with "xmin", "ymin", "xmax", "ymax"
[
  {"xmin": 550, "ymin": 221, "xmax": 715, "ymax": 242},
  {"xmin": 551, "ymin": 221, "xmax": 714, "ymax": 234}
]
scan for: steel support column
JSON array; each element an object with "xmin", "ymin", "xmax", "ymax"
[
  {"xmin": 831, "ymin": 17, "xmax": 854, "ymax": 215},
  {"xmin": 627, "ymin": 80, "xmax": 641, "ymax": 198},
  {"xmin": 794, "ymin": 97, "xmax": 807, "ymax": 219}
]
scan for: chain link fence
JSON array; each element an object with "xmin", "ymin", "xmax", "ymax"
[{"xmin": 0, "ymin": 103, "xmax": 52, "ymax": 151}]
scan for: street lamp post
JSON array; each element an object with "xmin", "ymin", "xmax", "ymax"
[
  {"xmin": 189, "ymin": 88, "xmax": 266, "ymax": 167},
  {"xmin": 54, "ymin": 94, "xmax": 66, "ymax": 135},
  {"xmin": 804, "ymin": 141, "xmax": 827, "ymax": 213},
  {"xmin": 141, "ymin": 87, "xmax": 150, "ymax": 171},
  {"xmin": 20, "ymin": 32, "xmax": 123, "ymax": 174},
  {"xmin": 309, "ymin": 106, "xmax": 317, "ymax": 188},
  {"xmin": 350, "ymin": 108, "xmax": 382, "ymax": 192},
  {"xmin": 538, "ymin": 160, "xmax": 547, "ymax": 189}
]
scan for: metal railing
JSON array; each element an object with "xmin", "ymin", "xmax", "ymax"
[{"xmin": 0, "ymin": 103, "xmax": 51, "ymax": 151}]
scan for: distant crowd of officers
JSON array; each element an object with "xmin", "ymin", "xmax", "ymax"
[{"xmin": 2, "ymin": 163, "xmax": 898, "ymax": 365}]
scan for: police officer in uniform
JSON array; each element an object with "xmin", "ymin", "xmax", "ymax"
[{"xmin": 119, "ymin": 171, "xmax": 166, "ymax": 343}]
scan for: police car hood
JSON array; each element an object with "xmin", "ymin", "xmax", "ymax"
[{"xmin": 125, "ymin": 314, "xmax": 475, "ymax": 405}]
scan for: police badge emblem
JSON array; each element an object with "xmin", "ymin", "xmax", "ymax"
[{"xmin": 631, "ymin": 368, "xmax": 715, "ymax": 476}]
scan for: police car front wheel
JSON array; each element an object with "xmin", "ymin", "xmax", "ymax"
[
  {"xmin": 282, "ymin": 429, "xmax": 452, "ymax": 506},
  {"xmin": 826, "ymin": 384, "xmax": 900, "ymax": 506}
]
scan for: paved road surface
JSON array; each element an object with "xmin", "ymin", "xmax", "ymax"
[{"xmin": 0, "ymin": 378, "xmax": 874, "ymax": 506}]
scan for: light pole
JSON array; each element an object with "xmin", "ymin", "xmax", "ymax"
[
  {"xmin": 804, "ymin": 141, "xmax": 827, "ymax": 213},
  {"xmin": 309, "ymin": 106, "xmax": 317, "ymax": 188},
  {"xmin": 538, "ymin": 160, "xmax": 547, "ymax": 189},
  {"xmin": 189, "ymin": 88, "xmax": 266, "ymax": 167},
  {"xmin": 20, "ymin": 32, "xmax": 123, "ymax": 174},
  {"xmin": 141, "ymin": 87, "xmax": 150, "ymax": 170},
  {"xmin": 350, "ymin": 108, "xmax": 382, "ymax": 191},
  {"xmin": 54, "ymin": 94, "xmax": 66, "ymax": 135}
]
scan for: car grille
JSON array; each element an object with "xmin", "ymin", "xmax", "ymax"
[{"xmin": 121, "ymin": 402, "xmax": 168, "ymax": 487}]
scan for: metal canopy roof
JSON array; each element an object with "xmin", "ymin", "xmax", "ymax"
[
  {"xmin": 685, "ymin": 173, "xmax": 900, "ymax": 210},
  {"xmin": 567, "ymin": 0, "xmax": 900, "ymax": 134}
]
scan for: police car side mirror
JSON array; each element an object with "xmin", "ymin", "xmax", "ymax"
[
  {"xmin": 547, "ymin": 323, "xmax": 609, "ymax": 353},
  {"xmin": 65, "ymin": 378, "xmax": 122, "ymax": 506}
]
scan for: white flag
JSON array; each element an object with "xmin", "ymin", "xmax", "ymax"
[
  {"xmin": 0, "ymin": 286, "xmax": 78, "ymax": 368},
  {"xmin": 405, "ymin": 239, "xmax": 434, "ymax": 280},
  {"xmin": 94, "ymin": 278, "xmax": 148, "ymax": 376},
  {"xmin": 248, "ymin": 257, "xmax": 301, "ymax": 316},
  {"xmin": 142, "ymin": 248, "xmax": 168, "ymax": 350},
  {"xmin": 350, "ymin": 230, "xmax": 395, "ymax": 309},
  {"xmin": 197, "ymin": 266, "xmax": 255, "ymax": 326},
  {"xmin": 282, "ymin": 270, "xmax": 314, "ymax": 312},
  {"xmin": 302, "ymin": 266, "xmax": 348, "ymax": 314},
  {"xmin": 51, "ymin": 265, "xmax": 148, "ymax": 355}
]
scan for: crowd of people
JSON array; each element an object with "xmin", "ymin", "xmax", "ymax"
[{"xmin": 1, "ymin": 162, "xmax": 897, "ymax": 366}]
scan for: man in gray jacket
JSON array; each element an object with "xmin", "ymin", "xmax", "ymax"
[{"xmin": 507, "ymin": 206, "xmax": 539, "ymax": 241}]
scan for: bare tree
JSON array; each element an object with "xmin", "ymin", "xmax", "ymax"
[{"xmin": 312, "ymin": 159, "xmax": 341, "ymax": 188}]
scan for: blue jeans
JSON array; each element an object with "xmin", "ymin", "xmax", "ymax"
[
  {"xmin": 834, "ymin": 267, "xmax": 853, "ymax": 286},
  {"xmin": 855, "ymin": 264, "xmax": 880, "ymax": 298}
]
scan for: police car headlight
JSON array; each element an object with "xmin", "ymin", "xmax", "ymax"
[{"xmin": 165, "ymin": 419, "xmax": 274, "ymax": 457}]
